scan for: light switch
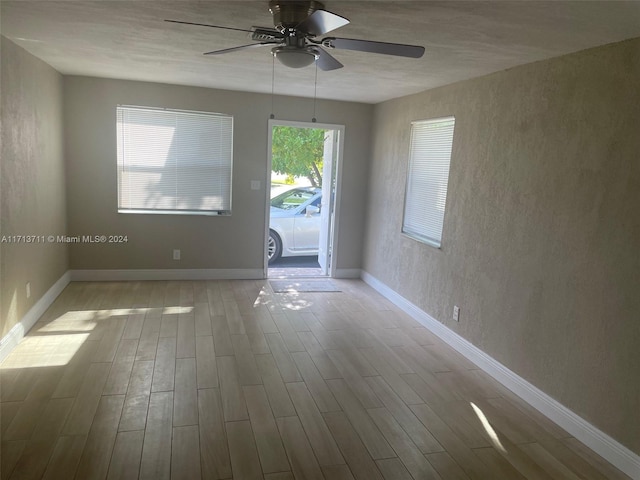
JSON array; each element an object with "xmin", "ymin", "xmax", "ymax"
[{"xmin": 251, "ymin": 180, "xmax": 261, "ymax": 190}]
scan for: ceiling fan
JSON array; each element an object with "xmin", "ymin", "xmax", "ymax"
[{"xmin": 166, "ymin": 0, "xmax": 425, "ymax": 70}]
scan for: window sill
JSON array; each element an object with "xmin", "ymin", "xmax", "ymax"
[
  {"xmin": 401, "ymin": 231, "xmax": 441, "ymax": 249},
  {"xmin": 118, "ymin": 209, "xmax": 231, "ymax": 216}
]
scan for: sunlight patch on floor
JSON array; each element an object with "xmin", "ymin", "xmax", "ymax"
[
  {"xmin": 162, "ymin": 306, "xmax": 194, "ymax": 314},
  {"xmin": 471, "ymin": 402, "xmax": 507, "ymax": 454},
  {"xmin": 0, "ymin": 332, "xmax": 90, "ymax": 369},
  {"xmin": 253, "ymin": 287, "xmax": 273, "ymax": 308}
]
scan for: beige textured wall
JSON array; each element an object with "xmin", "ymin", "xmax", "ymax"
[
  {"xmin": 363, "ymin": 38, "xmax": 640, "ymax": 454},
  {"xmin": 1, "ymin": 37, "xmax": 68, "ymax": 337},
  {"xmin": 64, "ymin": 77, "xmax": 372, "ymax": 272}
]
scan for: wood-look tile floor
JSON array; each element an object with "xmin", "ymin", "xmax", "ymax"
[{"xmin": 0, "ymin": 280, "xmax": 631, "ymax": 480}]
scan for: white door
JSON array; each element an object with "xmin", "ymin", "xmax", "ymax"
[
  {"xmin": 293, "ymin": 199, "xmax": 321, "ymax": 251},
  {"xmin": 318, "ymin": 130, "xmax": 337, "ymax": 273}
]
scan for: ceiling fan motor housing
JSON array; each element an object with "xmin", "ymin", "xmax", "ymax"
[{"xmin": 268, "ymin": 0, "xmax": 324, "ymax": 31}]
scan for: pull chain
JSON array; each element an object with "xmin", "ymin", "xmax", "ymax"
[
  {"xmin": 270, "ymin": 54, "xmax": 275, "ymax": 119},
  {"xmin": 312, "ymin": 60, "xmax": 318, "ymax": 123}
]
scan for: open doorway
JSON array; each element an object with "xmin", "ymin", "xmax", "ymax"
[{"xmin": 265, "ymin": 120, "xmax": 344, "ymax": 278}]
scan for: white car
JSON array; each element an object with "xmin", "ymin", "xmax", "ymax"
[{"xmin": 269, "ymin": 186, "xmax": 322, "ymax": 264}]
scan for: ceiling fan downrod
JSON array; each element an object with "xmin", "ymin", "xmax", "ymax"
[{"xmin": 268, "ymin": 0, "xmax": 324, "ymax": 31}]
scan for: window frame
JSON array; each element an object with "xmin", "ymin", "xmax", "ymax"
[
  {"xmin": 116, "ymin": 105, "xmax": 234, "ymax": 216},
  {"xmin": 401, "ymin": 116, "xmax": 456, "ymax": 248}
]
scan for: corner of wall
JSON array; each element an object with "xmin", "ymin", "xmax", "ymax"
[{"xmin": 0, "ymin": 272, "xmax": 71, "ymax": 363}]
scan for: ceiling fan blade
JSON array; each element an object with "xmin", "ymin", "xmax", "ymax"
[
  {"xmin": 296, "ymin": 9, "xmax": 349, "ymax": 36},
  {"xmin": 204, "ymin": 42, "xmax": 279, "ymax": 56},
  {"xmin": 315, "ymin": 48, "xmax": 343, "ymax": 71},
  {"xmin": 327, "ymin": 37, "xmax": 425, "ymax": 58},
  {"xmin": 251, "ymin": 27, "xmax": 285, "ymax": 42},
  {"xmin": 165, "ymin": 19, "xmax": 254, "ymax": 34}
]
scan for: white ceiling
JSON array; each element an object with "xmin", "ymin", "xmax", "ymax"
[{"xmin": 2, "ymin": 1, "xmax": 640, "ymax": 104}]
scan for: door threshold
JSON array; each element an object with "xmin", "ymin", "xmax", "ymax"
[{"xmin": 268, "ymin": 267, "xmax": 326, "ymax": 279}]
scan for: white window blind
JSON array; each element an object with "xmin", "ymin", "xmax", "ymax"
[
  {"xmin": 116, "ymin": 106, "xmax": 233, "ymax": 215},
  {"xmin": 402, "ymin": 116, "xmax": 455, "ymax": 247}
]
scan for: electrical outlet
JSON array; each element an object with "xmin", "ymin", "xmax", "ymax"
[
  {"xmin": 26, "ymin": 282, "xmax": 31, "ymax": 299},
  {"xmin": 173, "ymin": 249, "xmax": 181, "ymax": 260},
  {"xmin": 453, "ymin": 305, "xmax": 460, "ymax": 322}
]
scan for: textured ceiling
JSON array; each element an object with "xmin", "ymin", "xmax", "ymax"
[{"xmin": 2, "ymin": 1, "xmax": 640, "ymax": 104}]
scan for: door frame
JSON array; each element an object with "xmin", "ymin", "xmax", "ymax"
[{"xmin": 264, "ymin": 119, "xmax": 345, "ymax": 278}]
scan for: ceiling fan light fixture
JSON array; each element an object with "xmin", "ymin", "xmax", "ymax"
[{"xmin": 272, "ymin": 46, "xmax": 318, "ymax": 68}]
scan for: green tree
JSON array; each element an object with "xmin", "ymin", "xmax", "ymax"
[{"xmin": 272, "ymin": 126, "xmax": 325, "ymax": 187}]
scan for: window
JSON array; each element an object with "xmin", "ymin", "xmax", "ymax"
[
  {"xmin": 402, "ymin": 116, "xmax": 455, "ymax": 247},
  {"xmin": 270, "ymin": 188, "xmax": 319, "ymax": 211},
  {"xmin": 116, "ymin": 105, "xmax": 233, "ymax": 215}
]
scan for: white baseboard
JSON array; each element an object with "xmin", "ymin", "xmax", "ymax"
[
  {"xmin": 333, "ymin": 268, "xmax": 361, "ymax": 279},
  {"xmin": 70, "ymin": 268, "xmax": 264, "ymax": 281},
  {"xmin": 361, "ymin": 271, "xmax": 640, "ymax": 480},
  {"xmin": 0, "ymin": 271, "xmax": 71, "ymax": 363}
]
